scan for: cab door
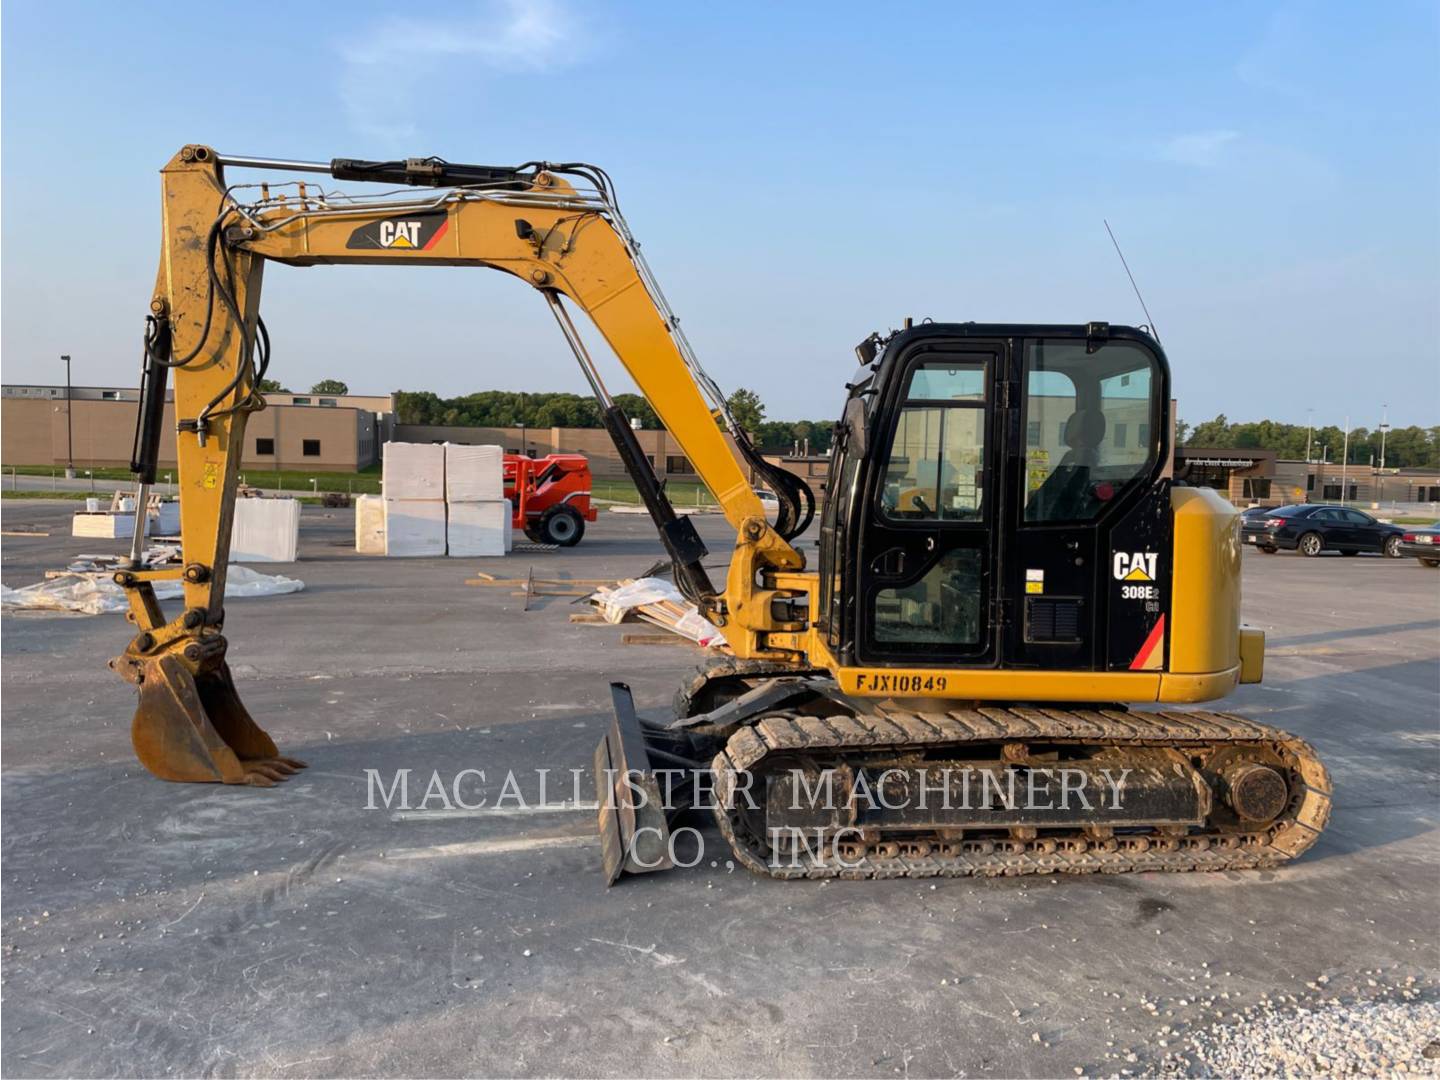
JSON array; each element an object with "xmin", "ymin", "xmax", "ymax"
[
  {"xmin": 856, "ymin": 343, "xmax": 1005, "ymax": 666},
  {"xmin": 1008, "ymin": 335, "xmax": 1167, "ymax": 671}
]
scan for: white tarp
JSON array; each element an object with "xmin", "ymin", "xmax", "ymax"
[
  {"xmin": 592, "ymin": 576, "xmax": 728, "ymax": 648},
  {"xmin": 1, "ymin": 565, "xmax": 304, "ymax": 616}
]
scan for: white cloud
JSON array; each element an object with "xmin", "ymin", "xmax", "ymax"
[
  {"xmin": 1157, "ymin": 130, "xmax": 1240, "ymax": 168},
  {"xmin": 337, "ymin": 0, "xmax": 579, "ymax": 142}
]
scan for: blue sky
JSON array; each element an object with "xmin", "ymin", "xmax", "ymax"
[{"xmin": 3, "ymin": 1, "xmax": 1437, "ymax": 428}]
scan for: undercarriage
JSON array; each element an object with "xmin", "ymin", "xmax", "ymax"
[{"xmin": 597, "ymin": 661, "xmax": 1331, "ymax": 882}]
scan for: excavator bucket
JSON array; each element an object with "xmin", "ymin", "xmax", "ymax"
[
  {"xmin": 126, "ymin": 652, "xmax": 305, "ymax": 786},
  {"xmin": 594, "ymin": 682, "xmax": 674, "ymax": 884}
]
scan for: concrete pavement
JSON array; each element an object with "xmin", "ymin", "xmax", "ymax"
[{"xmin": 2, "ymin": 500, "xmax": 1436, "ymax": 1077}]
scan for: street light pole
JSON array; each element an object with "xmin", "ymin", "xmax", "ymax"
[
  {"xmin": 1340, "ymin": 416, "xmax": 1350, "ymax": 507},
  {"xmin": 1305, "ymin": 408, "xmax": 1313, "ymax": 464},
  {"xmin": 1377, "ymin": 403, "xmax": 1390, "ymax": 509},
  {"xmin": 61, "ymin": 353, "xmax": 75, "ymax": 478},
  {"xmin": 1378, "ymin": 404, "xmax": 1390, "ymax": 471}
]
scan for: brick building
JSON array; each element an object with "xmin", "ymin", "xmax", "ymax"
[
  {"xmin": 2, "ymin": 385, "xmax": 388, "ymax": 472},
  {"xmin": 1177, "ymin": 445, "xmax": 1440, "ymax": 509}
]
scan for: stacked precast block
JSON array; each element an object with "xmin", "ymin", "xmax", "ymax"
[
  {"xmin": 381, "ymin": 442, "xmax": 447, "ymax": 556},
  {"xmin": 361, "ymin": 441, "xmax": 511, "ymax": 556},
  {"xmin": 444, "ymin": 443, "xmax": 511, "ymax": 557}
]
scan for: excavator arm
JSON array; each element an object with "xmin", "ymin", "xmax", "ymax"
[{"xmin": 114, "ymin": 145, "xmax": 817, "ymax": 785}]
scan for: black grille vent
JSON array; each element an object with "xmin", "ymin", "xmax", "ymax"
[{"xmin": 1026, "ymin": 597, "xmax": 1082, "ymax": 643}]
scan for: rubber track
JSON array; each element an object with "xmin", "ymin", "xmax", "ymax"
[{"xmin": 709, "ymin": 705, "xmax": 1332, "ymax": 880}]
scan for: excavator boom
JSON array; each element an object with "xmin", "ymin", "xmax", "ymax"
[{"xmin": 116, "ymin": 145, "xmax": 815, "ymax": 786}]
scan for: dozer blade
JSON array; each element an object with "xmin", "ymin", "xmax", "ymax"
[
  {"xmin": 129, "ymin": 652, "xmax": 305, "ymax": 786},
  {"xmin": 593, "ymin": 682, "xmax": 673, "ymax": 885}
]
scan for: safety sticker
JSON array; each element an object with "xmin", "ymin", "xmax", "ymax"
[
  {"xmin": 1129, "ymin": 615, "xmax": 1166, "ymax": 671},
  {"xmin": 1025, "ymin": 568, "xmax": 1044, "ymax": 595}
]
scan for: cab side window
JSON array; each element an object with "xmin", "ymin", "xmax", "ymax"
[
  {"xmin": 1022, "ymin": 340, "xmax": 1160, "ymax": 523},
  {"xmin": 878, "ymin": 361, "xmax": 986, "ymax": 522}
]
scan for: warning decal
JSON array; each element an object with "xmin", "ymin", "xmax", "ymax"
[{"xmin": 1128, "ymin": 615, "xmax": 1166, "ymax": 671}]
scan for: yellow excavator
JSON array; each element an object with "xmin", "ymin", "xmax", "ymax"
[{"xmin": 113, "ymin": 145, "xmax": 1330, "ymax": 881}]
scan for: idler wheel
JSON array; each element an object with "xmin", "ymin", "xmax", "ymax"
[{"xmin": 1224, "ymin": 762, "xmax": 1289, "ymax": 822}]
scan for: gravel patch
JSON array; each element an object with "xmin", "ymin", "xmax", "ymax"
[{"xmin": 1156, "ymin": 985, "xmax": 1439, "ymax": 1078}]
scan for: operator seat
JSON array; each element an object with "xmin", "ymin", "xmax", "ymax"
[{"xmin": 1027, "ymin": 408, "xmax": 1106, "ymax": 520}]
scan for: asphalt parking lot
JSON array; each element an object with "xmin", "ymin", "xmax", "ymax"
[{"xmin": 2, "ymin": 499, "xmax": 1437, "ymax": 1077}]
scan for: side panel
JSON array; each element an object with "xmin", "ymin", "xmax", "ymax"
[
  {"xmin": 1169, "ymin": 486, "xmax": 1242, "ymax": 675},
  {"xmin": 1103, "ymin": 482, "xmax": 1174, "ymax": 671}
]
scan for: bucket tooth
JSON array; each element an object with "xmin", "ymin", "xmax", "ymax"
[
  {"xmin": 127, "ymin": 648, "xmax": 304, "ymax": 786},
  {"xmin": 593, "ymin": 682, "xmax": 674, "ymax": 885}
]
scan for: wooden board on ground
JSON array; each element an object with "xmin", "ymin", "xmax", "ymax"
[
  {"xmin": 621, "ymin": 632, "xmax": 701, "ymax": 648},
  {"xmin": 466, "ymin": 568, "xmax": 619, "ymax": 611}
]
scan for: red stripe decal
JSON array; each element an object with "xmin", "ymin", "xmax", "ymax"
[
  {"xmin": 422, "ymin": 218, "xmax": 450, "ymax": 251},
  {"xmin": 1129, "ymin": 614, "xmax": 1166, "ymax": 671}
]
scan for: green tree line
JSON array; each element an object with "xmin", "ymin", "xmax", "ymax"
[
  {"xmin": 259, "ymin": 378, "xmax": 350, "ymax": 394},
  {"xmin": 395, "ymin": 390, "xmax": 1434, "ymax": 468},
  {"xmin": 394, "ymin": 388, "xmax": 835, "ymax": 455},
  {"xmin": 1180, "ymin": 415, "xmax": 1439, "ymax": 469},
  {"xmin": 395, "ymin": 390, "xmax": 657, "ymax": 430}
]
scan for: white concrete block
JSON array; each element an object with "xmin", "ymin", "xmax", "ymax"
[
  {"xmin": 231, "ymin": 497, "xmax": 301, "ymax": 562},
  {"xmin": 72, "ymin": 512, "xmax": 137, "ymax": 539},
  {"xmin": 444, "ymin": 443, "xmax": 504, "ymax": 503},
  {"xmin": 153, "ymin": 501, "xmax": 181, "ymax": 535},
  {"xmin": 384, "ymin": 499, "xmax": 447, "ymax": 557},
  {"xmin": 382, "ymin": 441, "xmax": 446, "ymax": 501},
  {"xmin": 355, "ymin": 495, "xmax": 386, "ymax": 555},
  {"xmin": 446, "ymin": 500, "xmax": 507, "ymax": 557},
  {"xmin": 72, "ymin": 502, "xmax": 181, "ymax": 540}
]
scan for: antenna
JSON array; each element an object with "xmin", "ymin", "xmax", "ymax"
[{"xmin": 1104, "ymin": 219, "xmax": 1161, "ymax": 343}]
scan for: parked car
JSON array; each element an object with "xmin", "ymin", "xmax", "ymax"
[
  {"xmin": 1397, "ymin": 526, "xmax": 1440, "ymax": 567},
  {"xmin": 1239, "ymin": 505, "xmax": 1276, "ymax": 523},
  {"xmin": 1240, "ymin": 504, "xmax": 1406, "ymax": 558},
  {"xmin": 753, "ymin": 488, "xmax": 780, "ymax": 525}
]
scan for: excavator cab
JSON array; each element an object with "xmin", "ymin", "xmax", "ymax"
[
  {"xmin": 597, "ymin": 320, "xmax": 1325, "ymax": 883},
  {"xmin": 818, "ymin": 322, "xmax": 1172, "ymax": 677}
]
